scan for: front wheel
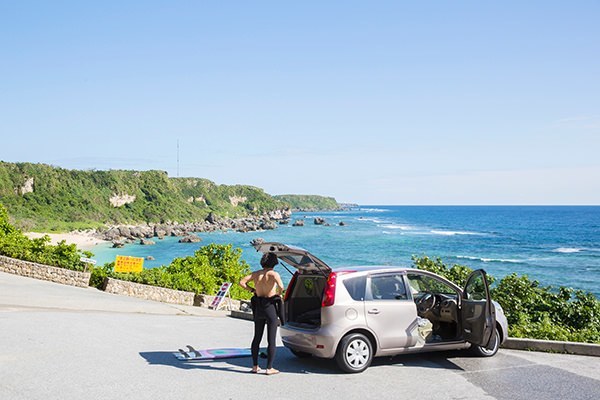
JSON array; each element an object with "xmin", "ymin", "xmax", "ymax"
[
  {"xmin": 335, "ymin": 333, "xmax": 373, "ymax": 373},
  {"xmin": 471, "ymin": 326, "xmax": 500, "ymax": 357}
]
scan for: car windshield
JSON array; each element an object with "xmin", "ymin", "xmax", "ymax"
[{"xmin": 407, "ymin": 274, "xmax": 457, "ymax": 295}]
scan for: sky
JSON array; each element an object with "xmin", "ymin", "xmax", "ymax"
[{"xmin": 1, "ymin": 1, "xmax": 599, "ymax": 205}]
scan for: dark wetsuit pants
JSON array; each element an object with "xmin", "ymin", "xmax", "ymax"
[{"xmin": 251, "ymin": 297, "xmax": 278, "ymax": 369}]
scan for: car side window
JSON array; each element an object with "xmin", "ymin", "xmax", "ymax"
[
  {"xmin": 343, "ymin": 276, "xmax": 366, "ymax": 301},
  {"xmin": 369, "ymin": 274, "xmax": 407, "ymax": 300}
]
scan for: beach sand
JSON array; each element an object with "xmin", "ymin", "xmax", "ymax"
[{"xmin": 24, "ymin": 232, "xmax": 108, "ymax": 250}]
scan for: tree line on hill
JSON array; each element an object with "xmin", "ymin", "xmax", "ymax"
[{"xmin": 0, "ymin": 161, "xmax": 340, "ymax": 232}]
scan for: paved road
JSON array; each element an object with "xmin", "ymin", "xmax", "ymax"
[{"xmin": 1, "ymin": 271, "xmax": 598, "ymax": 400}]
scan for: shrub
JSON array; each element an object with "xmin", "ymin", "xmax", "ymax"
[{"xmin": 91, "ymin": 244, "xmax": 251, "ymax": 299}]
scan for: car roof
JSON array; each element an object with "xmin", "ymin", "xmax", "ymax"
[{"xmin": 333, "ymin": 265, "xmax": 415, "ymax": 274}]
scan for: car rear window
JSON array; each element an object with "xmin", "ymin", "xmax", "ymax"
[{"xmin": 343, "ymin": 276, "xmax": 366, "ymax": 301}]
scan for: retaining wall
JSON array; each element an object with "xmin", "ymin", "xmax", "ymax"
[
  {"xmin": 0, "ymin": 255, "xmax": 91, "ymax": 288},
  {"xmin": 102, "ymin": 278, "xmax": 242, "ymax": 309},
  {"xmin": 103, "ymin": 278, "xmax": 196, "ymax": 306}
]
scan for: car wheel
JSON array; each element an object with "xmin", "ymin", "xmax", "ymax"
[
  {"xmin": 471, "ymin": 326, "xmax": 500, "ymax": 357},
  {"xmin": 290, "ymin": 349, "xmax": 312, "ymax": 358},
  {"xmin": 335, "ymin": 333, "xmax": 373, "ymax": 373}
]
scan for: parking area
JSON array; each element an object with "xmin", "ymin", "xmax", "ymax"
[{"xmin": 1, "ymin": 272, "xmax": 598, "ymax": 400}]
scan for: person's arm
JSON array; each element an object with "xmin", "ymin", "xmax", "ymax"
[
  {"xmin": 239, "ymin": 273, "xmax": 256, "ymax": 294},
  {"xmin": 274, "ymin": 272, "xmax": 285, "ymax": 295}
]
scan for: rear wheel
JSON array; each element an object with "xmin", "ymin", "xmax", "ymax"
[
  {"xmin": 471, "ymin": 326, "xmax": 500, "ymax": 357},
  {"xmin": 335, "ymin": 333, "xmax": 373, "ymax": 373}
]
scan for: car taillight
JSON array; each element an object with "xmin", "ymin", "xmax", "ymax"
[
  {"xmin": 284, "ymin": 272, "xmax": 298, "ymax": 302},
  {"xmin": 321, "ymin": 272, "xmax": 337, "ymax": 307}
]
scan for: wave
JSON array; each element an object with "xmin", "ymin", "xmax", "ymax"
[
  {"xmin": 380, "ymin": 224, "xmax": 414, "ymax": 231},
  {"xmin": 553, "ymin": 247, "xmax": 583, "ymax": 253},
  {"xmin": 456, "ymin": 255, "xmax": 523, "ymax": 264},
  {"xmin": 430, "ymin": 230, "xmax": 483, "ymax": 236},
  {"xmin": 358, "ymin": 217, "xmax": 388, "ymax": 224},
  {"xmin": 358, "ymin": 208, "xmax": 388, "ymax": 213}
]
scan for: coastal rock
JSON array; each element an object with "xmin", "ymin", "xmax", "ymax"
[
  {"xmin": 265, "ymin": 208, "xmax": 292, "ymax": 220},
  {"xmin": 140, "ymin": 239, "xmax": 156, "ymax": 245},
  {"xmin": 112, "ymin": 241, "xmax": 125, "ymax": 248},
  {"xmin": 260, "ymin": 221, "xmax": 277, "ymax": 230},
  {"xmin": 146, "ymin": 256, "xmax": 155, "ymax": 260},
  {"xmin": 314, "ymin": 217, "xmax": 326, "ymax": 225},
  {"xmin": 279, "ymin": 219, "xmax": 289, "ymax": 225},
  {"xmin": 292, "ymin": 219, "xmax": 304, "ymax": 227},
  {"xmin": 206, "ymin": 212, "xmax": 218, "ymax": 224},
  {"xmin": 179, "ymin": 235, "xmax": 201, "ymax": 243},
  {"xmin": 339, "ymin": 221, "xmax": 346, "ymax": 226},
  {"xmin": 250, "ymin": 238, "xmax": 265, "ymax": 246}
]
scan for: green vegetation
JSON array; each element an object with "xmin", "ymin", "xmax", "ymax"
[
  {"xmin": 413, "ymin": 256, "xmax": 600, "ymax": 344},
  {"xmin": 0, "ymin": 205, "xmax": 91, "ymax": 270},
  {"xmin": 274, "ymin": 194, "xmax": 339, "ymax": 211},
  {"xmin": 1, "ymin": 204, "xmax": 251, "ymax": 299},
  {"xmin": 0, "ymin": 162, "xmax": 289, "ymax": 231},
  {"xmin": 90, "ymin": 243, "xmax": 252, "ymax": 299}
]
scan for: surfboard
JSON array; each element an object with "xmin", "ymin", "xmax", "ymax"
[{"xmin": 174, "ymin": 345, "xmax": 261, "ymax": 361}]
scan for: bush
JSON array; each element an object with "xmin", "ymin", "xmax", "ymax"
[
  {"xmin": 91, "ymin": 244, "xmax": 252, "ymax": 299},
  {"xmin": 0, "ymin": 205, "xmax": 90, "ymax": 271},
  {"xmin": 412, "ymin": 255, "xmax": 600, "ymax": 344}
]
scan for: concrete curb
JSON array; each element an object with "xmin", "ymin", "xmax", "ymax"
[
  {"xmin": 502, "ymin": 337, "xmax": 600, "ymax": 356},
  {"xmin": 230, "ymin": 310, "xmax": 253, "ymax": 321}
]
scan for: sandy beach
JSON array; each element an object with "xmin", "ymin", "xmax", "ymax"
[{"xmin": 24, "ymin": 231, "xmax": 108, "ymax": 250}]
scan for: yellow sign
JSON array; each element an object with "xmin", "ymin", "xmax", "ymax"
[{"xmin": 114, "ymin": 255, "xmax": 144, "ymax": 273}]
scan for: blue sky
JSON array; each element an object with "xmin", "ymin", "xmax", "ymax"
[{"xmin": 1, "ymin": 1, "xmax": 599, "ymax": 204}]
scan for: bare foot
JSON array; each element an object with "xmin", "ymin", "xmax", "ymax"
[
  {"xmin": 265, "ymin": 368, "xmax": 280, "ymax": 375},
  {"xmin": 251, "ymin": 366, "xmax": 262, "ymax": 373}
]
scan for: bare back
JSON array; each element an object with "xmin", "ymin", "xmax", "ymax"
[{"xmin": 241, "ymin": 268, "xmax": 284, "ymax": 297}]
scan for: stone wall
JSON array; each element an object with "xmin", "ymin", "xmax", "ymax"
[
  {"xmin": 0, "ymin": 255, "xmax": 91, "ymax": 288},
  {"xmin": 102, "ymin": 279, "xmax": 243, "ymax": 310},
  {"xmin": 103, "ymin": 278, "xmax": 197, "ymax": 306}
]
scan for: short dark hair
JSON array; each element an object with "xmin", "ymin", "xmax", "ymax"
[{"xmin": 260, "ymin": 252, "xmax": 278, "ymax": 269}]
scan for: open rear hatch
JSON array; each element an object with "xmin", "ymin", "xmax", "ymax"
[{"xmin": 253, "ymin": 242, "xmax": 331, "ymax": 329}]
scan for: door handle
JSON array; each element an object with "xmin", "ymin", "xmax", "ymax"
[{"xmin": 368, "ymin": 309, "xmax": 380, "ymax": 314}]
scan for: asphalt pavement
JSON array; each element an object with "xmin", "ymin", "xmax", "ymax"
[{"xmin": 1, "ymin": 271, "xmax": 598, "ymax": 400}]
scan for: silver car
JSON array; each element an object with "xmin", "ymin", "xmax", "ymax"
[{"xmin": 254, "ymin": 242, "xmax": 508, "ymax": 373}]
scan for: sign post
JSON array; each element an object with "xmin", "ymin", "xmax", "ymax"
[
  {"xmin": 79, "ymin": 256, "xmax": 96, "ymax": 272},
  {"xmin": 209, "ymin": 282, "xmax": 232, "ymax": 311}
]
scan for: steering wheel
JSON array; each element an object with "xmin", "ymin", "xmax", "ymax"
[{"xmin": 416, "ymin": 293, "xmax": 437, "ymax": 314}]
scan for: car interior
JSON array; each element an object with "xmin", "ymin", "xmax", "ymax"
[{"xmin": 407, "ymin": 273, "xmax": 460, "ymax": 342}]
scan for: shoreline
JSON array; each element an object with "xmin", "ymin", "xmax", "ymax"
[{"xmin": 24, "ymin": 232, "xmax": 109, "ymax": 250}]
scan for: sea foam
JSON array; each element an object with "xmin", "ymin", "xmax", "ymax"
[
  {"xmin": 456, "ymin": 255, "xmax": 522, "ymax": 264},
  {"xmin": 553, "ymin": 247, "xmax": 582, "ymax": 253}
]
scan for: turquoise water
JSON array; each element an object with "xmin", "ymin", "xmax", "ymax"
[{"xmin": 92, "ymin": 206, "xmax": 600, "ymax": 297}]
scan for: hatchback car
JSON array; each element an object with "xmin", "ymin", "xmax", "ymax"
[{"xmin": 253, "ymin": 242, "xmax": 508, "ymax": 373}]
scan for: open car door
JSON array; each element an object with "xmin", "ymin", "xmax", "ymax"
[{"xmin": 461, "ymin": 269, "xmax": 496, "ymax": 348}]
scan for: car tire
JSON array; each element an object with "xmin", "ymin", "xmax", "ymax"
[
  {"xmin": 290, "ymin": 349, "xmax": 312, "ymax": 358},
  {"xmin": 471, "ymin": 326, "xmax": 500, "ymax": 357},
  {"xmin": 335, "ymin": 333, "xmax": 373, "ymax": 373}
]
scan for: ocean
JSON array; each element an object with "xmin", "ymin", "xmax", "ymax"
[{"xmin": 92, "ymin": 206, "xmax": 600, "ymax": 297}]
